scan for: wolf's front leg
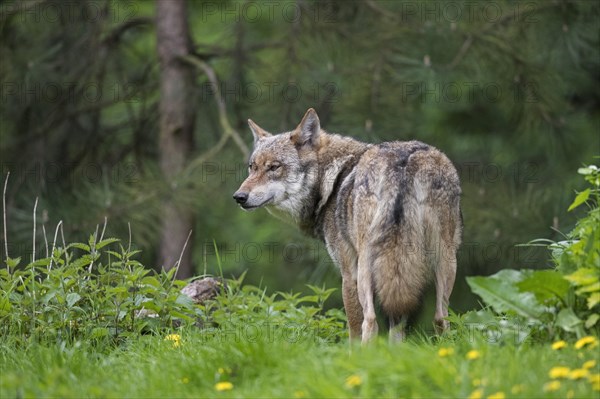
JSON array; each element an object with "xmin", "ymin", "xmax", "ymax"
[{"xmin": 342, "ymin": 274, "xmax": 363, "ymax": 340}]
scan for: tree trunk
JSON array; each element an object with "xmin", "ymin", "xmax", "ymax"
[{"xmin": 155, "ymin": 0, "xmax": 195, "ymax": 278}]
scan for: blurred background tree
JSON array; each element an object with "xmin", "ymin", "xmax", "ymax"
[{"xmin": 1, "ymin": 0, "xmax": 598, "ymax": 311}]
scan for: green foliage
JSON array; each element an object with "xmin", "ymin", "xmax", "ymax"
[
  {"xmin": 0, "ymin": 226, "xmax": 346, "ymax": 347},
  {"xmin": 204, "ymin": 277, "xmax": 345, "ymax": 343},
  {"xmin": 467, "ymin": 164, "xmax": 600, "ymax": 338},
  {"xmin": 0, "ymin": 233, "xmax": 200, "ymax": 346}
]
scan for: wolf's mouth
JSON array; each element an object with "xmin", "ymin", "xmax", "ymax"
[{"xmin": 239, "ymin": 196, "xmax": 274, "ymax": 210}]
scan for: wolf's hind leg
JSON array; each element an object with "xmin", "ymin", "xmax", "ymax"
[
  {"xmin": 434, "ymin": 242, "xmax": 457, "ymax": 333},
  {"xmin": 357, "ymin": 253, "xmax": 378, "ymax": 343},
  {"xmin": 342, "ymin": 274, "xmax": 363, "ymax": 340}
]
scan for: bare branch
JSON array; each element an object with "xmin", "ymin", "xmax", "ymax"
[
  {"xmin": 32, "ymin": 197, "xmax": 38, "ymax": 263},
  {"xmin": 444, "ymin": 35, "xmax": 473, "ymax": 70},
  {"xmin": 172, "ymin": 230, "xmax": 193, "ymax": 283},
  {"xmin": 181, "ymin": 55, "xmax": 250, "ymax": 160},
  {"xmin": 42, "ymin": 224, "xmax": 48, "ymax": 259},
  {"xmin": 365, "ymin": 0, "xmax": 398, "ymax": 21},
  {"xmin": 2, "ymin": 172, "xmax": 9, "ymax": 270},
  {"xmin": 48, "ymin": 220, "xmax": 63, "ymax": 273}
]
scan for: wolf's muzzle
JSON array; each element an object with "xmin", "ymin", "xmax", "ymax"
[{"xmin": 233, "ymin": 191, "xmax": 249, "ymax": 205}]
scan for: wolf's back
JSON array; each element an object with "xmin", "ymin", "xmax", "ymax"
[{"xmin": 344, "ymin": 141, "xmax": 462, "ymax": 317}]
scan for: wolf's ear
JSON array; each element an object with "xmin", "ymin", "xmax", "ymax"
[
  {"xmin": 248, "ymin": 119, "xmax": 271, "ymax": 144},
  {"xmin": 291, "ymin": 108, "xmax": 320, "ymax": 148}
]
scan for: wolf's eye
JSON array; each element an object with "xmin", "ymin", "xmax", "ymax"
[{"xmin": 268, "ymin": 163, "xmax": 281, "ymax": 172}]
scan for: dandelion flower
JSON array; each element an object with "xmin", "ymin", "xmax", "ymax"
[
  {"xmin": 438, "ymin": 347, "xmax": 454, "ymax": 357},
  {"xmin": 345, "ymin": 374, "xmax": 362, "ymax": 388},
  {"xmin": 575, "ymin": 336, "xmax": 597, "ymax": 349},
  {"xmin": 544, "ymin": 381, "xmax": 561, "ymax": 392},
  {"xmin": 549, "ymin": 366, "xmax": 570, "ymax": 379},
  {"xmin": 583, "ymin": 360, "xmax": 597, "ymax": 370},
  {"xmin": 487, "ymin": 392, "xmax": 505, "ymax": 399},
  {"xmin": 164, "ymin": 334, "xmax": 181, "ymax": 348},
  {"xmin": 466, "ymin": 350, "xmax": 481, "ymax": 360},
  {"xmin": 181, "ymin": 377, "xmax": 189, "ymax": 384},
  {"xmin": 589, "ymin": 373, "xmax": 600, "ymax": 384},
  {"xmin": 551, "ymin": 340, "xmax": 567, "ymax": 350},
  {"xmin": 215, "ymin": 381, "xmax": 233, "ymax": 391},
  {"xmin": 569, "ymin": 368, "xmax": 589, "ymax": 380},
  {"xmin": 510, "ymin": 384, "xmax": 524, "ymax": 394},
  {"xmin": 468, "ymin": 389, "xmax": 483, "ymax": 399}
]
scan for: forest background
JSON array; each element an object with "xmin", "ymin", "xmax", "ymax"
[{"xmin": 1, "ymin": 0, "xmax": 598, "ymax": 313}]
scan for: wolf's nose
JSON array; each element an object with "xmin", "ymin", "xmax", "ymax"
[{"xmin": 233, "ymin": 192, "xmax": 248, "ymax": 204}]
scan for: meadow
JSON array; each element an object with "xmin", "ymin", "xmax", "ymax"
[
  {"xmin": 1, "ymin": 299, "xmax": 598, "ymax": 398},
  {"xmin": 1, "ymin": 166, "xmax": 598, "ymax": 398}
]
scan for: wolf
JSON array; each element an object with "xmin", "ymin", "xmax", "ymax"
[{"xmin": 233, "ymin": 109, "xmax": 462, "ymax": 343}]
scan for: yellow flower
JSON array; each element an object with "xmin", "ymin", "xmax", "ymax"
[
  {"xmin": 164, "ymin": 334, "xmax": 181, "ymax": 348},
  {"xmin": 215, "ymin": 381, "xmax": 233, "ymax": 391},
  {"xmin": 549, "ymin": 366, "xmax": 571, "ymax": 379},
  {"xmin": 181, "ymin": 377, "xmax": 189, "ymax": 384},
  {"xmin": 438, "ymin": 347, "xmax": 454, "ymax": 357},
  {"xmin": 345, "ymin": 374, "xmax": 362, "ymax": 388},
  {"xmin": 575, "ymin": 335, "xmax": 598, "ymax": 349},
  {"xmin": 468, "ymin": 389, "xmax": 483, "ymax": 399},
  {"xmin": 583, "ymin": 360, "xmax": 597, "ymax": 370},
  {"xmin": 487, "ymin": 392, "xmax": 504, "ymax": 399},
  {"xmin": 466, "ymin": 350, "xmax": 481, "ymax": 360},
  {"xmin": 589, "ymin": 373, "xmax": 600, "ymax": 384},
  {"xmin": 544, "ymin": 381, "xmax": 561, "ymax": 392},
  {"xmin": 593, "ymin": 381, "xmax": 600, "ymax": 391},
  {"xmin": 569, "ymin": 368, "xmax": 589, "ymax": 380},
  {"xmin": 510, "ymin": 384, "xmax": 524, "ymax": 394},
  {"xmin": 551, "ymin": 340, "xmax": 567, "ymax": 350}
]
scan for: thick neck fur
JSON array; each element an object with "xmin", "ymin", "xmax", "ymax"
[{"xmin": 298, "ymin": 131, "xmax": 370, "ymax": 238}]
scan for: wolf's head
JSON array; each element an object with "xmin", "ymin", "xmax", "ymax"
[{"xmin": 233, "ymin": 108, "xmax": 321, "ymax": 219}]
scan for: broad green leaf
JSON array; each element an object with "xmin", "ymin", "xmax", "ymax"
[
  {"xmin": 585, "ymin": 313, "xmax": 599, "ymax": 329},
  {"xmin": 141, "ymin": 276, "xmax": 161, "ymax": 288},
  {"xmin": 576, "ymin": 281, "xmax": 600, "ymax": 295},
  {"xmin": 516, "ymin": 270, "xmax": 570, "ymax": 303},
  {"xmin": 96, "ymin": 238, "xmax": 120, "ymax": 250},
  {"xmin": 565, "ymin": 268, "xmax": 599, "ymax": 286},
  {"xmin": 69, "ymin": 242, "xmax": 91, "ymax": 252},
  {"xmin": 568, "ymin": 188, "xmax": 590, "ymax": 211},
  {"xmin": 555, "ymin": 308, "xmax": 583, "ymax": 332},
  {"xmin": 578, "ymin": 166, "xmax": 598, "ymax": 175},
  {"xmin": 66, "ymin": 292, "xmax": 81, "ymax": 308},
  {"xmin": 70, "ymin": 254, "xmax": 94, "ymax": 269},
  {"xmin": 27, "ymin": 258, "xmax": 51, "ymax": 268},
  {"xmin": 175, "ymin": 294, "xmax": 195, "ymax": 308},
  {"xmin": 90, "ymin": 327, "xmax": 109, "ymax": 338},
  {"xmin": 587, "ymin": 293, "xmax": 600, "ymax": 309},
  {"xmin": 0, "ymin": 295, "xmax": 12, "ymax": 315},
  {"xmin": 466, "ymin": 269, "xmax": 546, "ymax": 320},
  {"xmin": 6, "ymin": 257, "xmax": 21, "ymax": 269}
]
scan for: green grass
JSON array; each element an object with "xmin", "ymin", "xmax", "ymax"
[{"xmin": 1, "ymin": 327, "xmax": 598, "ymax": 398}]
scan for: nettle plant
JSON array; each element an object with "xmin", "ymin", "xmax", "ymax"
[
  {"xmin": 467, "ymin": 164, "xmax": 600, "ymax": 340},
  {"xmin": 0, "ymin": 229, "xmax": 200, "ymax": 345}
]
